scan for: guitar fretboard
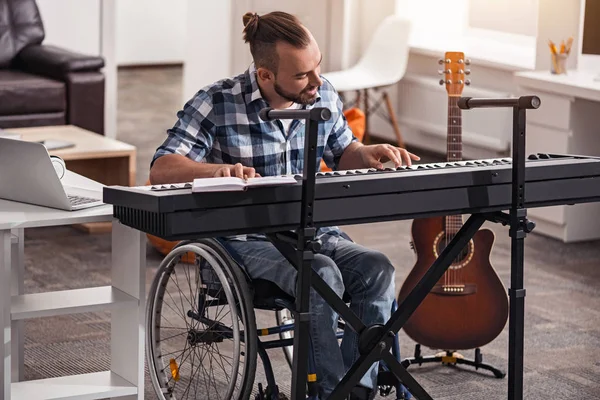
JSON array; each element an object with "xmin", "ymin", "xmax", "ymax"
[
  {"xmin": 446, "ymin": 96, "xmax": 463, "ymax": 236},
  {"xmin": 447, "ymin": 96, "xmax": 462, "ymax": 163}
]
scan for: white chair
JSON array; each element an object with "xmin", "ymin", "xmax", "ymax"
[{"xmin": 322, "ymin": 15, "xmax": 411, "ymax": 147}]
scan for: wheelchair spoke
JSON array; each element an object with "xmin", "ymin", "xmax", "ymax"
[
  {"xmin": 169, "ymin": 269, "xmax": 196, "ymax": 322},
  {"xmin": 210, "ymin": 343, "xmax": 234, "ymax": 381},
  {"xmin": 171, "ymin": 258, "xmax": 195, "ymax": 308},
  {"xmin": 180, "ymin": 344, "xmax": 201, "ymax": 400},
  {"xmin": 181, "ymin": 262, "xmax": 197, "ymax": 315},
  {"xmin": 163, "ymin": 284, "xmax": 193, "ymax": 325},
  {"xmin": 206, "ymin": 348, "xmax": 224, "ymax": 400}
]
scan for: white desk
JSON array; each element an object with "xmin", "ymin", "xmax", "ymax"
[
  {"xmin": 515, "ymin": 69, "xmax": 600, "ymax": 242},
  {"xmin": 0, "ymin": 172, "xmax": 146, "ymax": 400}
]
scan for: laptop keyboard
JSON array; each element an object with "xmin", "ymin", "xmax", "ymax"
[{"xmin": 67, "ymin": 194, "xmax": 99, "ymax": 206}]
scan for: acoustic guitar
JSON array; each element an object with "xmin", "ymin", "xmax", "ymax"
[{"xmin": 397, "ymin": 52, "xmax": 509, "ymax": 351}]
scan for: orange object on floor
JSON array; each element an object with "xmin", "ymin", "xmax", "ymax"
[{"xmin": 320, "ymin": 107, "xmax": 365, "ymax": 172}]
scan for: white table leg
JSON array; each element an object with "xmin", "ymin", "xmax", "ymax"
[
  {"xmin": 110, "ymin": 220, "xmax": 146, "ymax": 400},
  {"xmin": 1, "ymin": 230, "xmax": 13, "ymax": 400},
  {"xmin": 10, "ymin": 229, "xmax": 24, "ymax": 383}
]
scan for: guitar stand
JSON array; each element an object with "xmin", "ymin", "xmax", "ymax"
[
  {"xmin": 402, "ymin": 344, "xmax": 506, "ymax": 379},
  {"xmin": 259, "ymin": 95, "xmax": 541, "ymax": 400}
]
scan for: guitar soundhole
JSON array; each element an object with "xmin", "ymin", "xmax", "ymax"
[{"xmin": 432, "ymin": 232, "xmax": 475, "ymax": 270}]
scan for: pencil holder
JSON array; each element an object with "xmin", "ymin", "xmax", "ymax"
[{"xmin": 551, "ymin": 53, "xmax": 568, "ymax": 74}]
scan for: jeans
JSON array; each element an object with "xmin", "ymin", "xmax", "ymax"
[{"xmin": 223, "ymin": 236, "xmax": 396, "ymax": 399}]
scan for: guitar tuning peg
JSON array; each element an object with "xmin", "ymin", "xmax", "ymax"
[
  {"xmin": 439, "ymin": 79, "xmax": 445, "ymax": 85},
  {"xmin": 438, "ymin": 69, "xmax": 444, "ymax": 75},
  {"xmin": 465, "ymin": 79, "xmax": 471, "ymax": 86},
  {"xmin": 458, "ymin": 79, "xmax": 464, "ymax": 85},
  {"xmin": 446, "ymin": 79, "xmax": 452, "ymax": 84},
  {"xmin": 445, "ymin": 58, "xmax": 451, "ymax": 63},
  {"xmin": 438, "ymin": 58, "xmax": 445, "ymax": 65},
  {"xmin": 465, "ymin": 69, "xmax": 471, "ymax": 75},
  {"xmin": 458, "ymin": 59, "xmax": 464, "ymax": 64},
  {"xmin": 465, "ymin": 58, "xmax": 471, "ymax": 65}
]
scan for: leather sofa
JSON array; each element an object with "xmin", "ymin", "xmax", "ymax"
[{"xmin": 0, "ymin": 0, "xmax": 106, "ymax": 134}]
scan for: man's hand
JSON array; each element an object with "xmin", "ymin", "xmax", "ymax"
[
  {"xmin": 359, "ymin": 144, "xmax": 420, "ymax": 169},
  {"xmin": 214, "ymin": 163, "xmax": 260, "ymax": 179}
]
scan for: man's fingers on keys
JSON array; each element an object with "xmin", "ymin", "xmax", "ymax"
[
  {"xmin": 399, "ymin": 149, "xmax": 413, "ymax": 166},
  {"xmin": 220, "ymin": 167, "xmax": 231, "ymax": 177},
  {"xmin": 244, "ymin": 167, "xmax": 257, "ymax": 178},
  {"xmin": 233, "ymin": 163, "xmax": 245, "ymax": 178},
  {"xmin": 390, "ymin": 145, "xmax": 406, "ymax": 167},
  {"xmin": 383, "ymin": 145, "xmax": 402, "ymax": 167}
]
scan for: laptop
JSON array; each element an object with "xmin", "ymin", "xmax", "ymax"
[{"xmin": 0, "ymin": 138, "xmax": 104, "ymax": 211}]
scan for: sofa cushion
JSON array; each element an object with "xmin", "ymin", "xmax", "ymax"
[
  {"xmin": 0, "ymin": 0, "xmax": 45, "ymax": 68},
  {"xmin": 0, "ymin": 69, "xmax": 65, "ymax": 115},
  {"xmin": 0, "ymin": 112, "xmax": 65, "ymax": 129}
]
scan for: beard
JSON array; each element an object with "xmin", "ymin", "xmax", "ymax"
[{"xmin": 273, "ymin": 80, "xmax": 319, "ymax": 105}]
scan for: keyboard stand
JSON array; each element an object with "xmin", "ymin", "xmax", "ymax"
[{"xmin": 262, "ymin": 95, "xmax": 541, "ymax": 400}]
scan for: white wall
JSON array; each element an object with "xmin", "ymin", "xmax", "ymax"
[
  {"xmin": 38, "ymin": 0, "xmax": 186, "ymax": 66},
  {"xmin": 37, "ymin": 0, "xmax": 101, "ymax": 55},
  {"xmin": 116, "ymin": 0, "xmax": 186, "ymax": 65},
  {"xmin": 468, "ymin": 0, "xmax": 538, "ymax": 37},
  {"xmin": 182, "ymin": 1, "xmax": 233, "ymax": 102}
]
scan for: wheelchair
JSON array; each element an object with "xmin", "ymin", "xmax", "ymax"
[{"xmin": 146, "ymin": 238, "xmax": 413, "ymax": 400}]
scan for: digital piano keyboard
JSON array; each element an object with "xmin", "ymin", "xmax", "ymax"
[{"xmin": 103, "ymin": 154, "xmax": 600, "ymax": 241}]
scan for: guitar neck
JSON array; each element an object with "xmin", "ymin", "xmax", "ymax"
[
  {"xmin": 446, "ymin": 95, "xmax": 463, "ymax": 234},
  {"xmin": 447, "ymin": 96, "xmax": 462, "ymax": 163}
]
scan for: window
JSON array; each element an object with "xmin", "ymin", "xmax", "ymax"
[
  {"xmin": 395, "ymin": 0, "xmax": 467, "ymax": 36},
  {"xmin": 395, "ymin": 0, "xmax": 537, "ymax": 69},
  {"xmin": 468, "ymin": 0, "xmax": 538, "ymax": 38}
]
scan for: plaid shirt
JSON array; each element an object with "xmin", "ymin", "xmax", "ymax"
[{"xmin": 152, "ymin": 63, "xmax": 357, "ymax": 255}]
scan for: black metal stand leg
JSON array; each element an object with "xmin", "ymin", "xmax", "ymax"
[
  {"xmin": 458, "ymin": 95, "xmax": 540, "ymax": 400},
  {"xmin": 290, "ymin": 245, "xmax": 314, "ymax": 400},
  {"xmin": 258, "ymin": 107, "xmax": 332, "ymax": 400},
  {"xmin": 508, "ymin": 106, "xmax": 528, "ymax": 400}
]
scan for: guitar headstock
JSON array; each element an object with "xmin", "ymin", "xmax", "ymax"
[{"xmin": 438, "ymin": 51, "xmax": 471, "ymax": 97}]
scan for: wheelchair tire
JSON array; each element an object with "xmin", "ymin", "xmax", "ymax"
[{"xmin": 147, "ymin": 238, "xmax": 257, "ymax": 400}]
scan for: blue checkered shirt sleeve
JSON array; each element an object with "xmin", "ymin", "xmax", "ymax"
[
  {"xmin": 151, "ymin": 90, "xmax": 216, "ymax": 166},
  {"xmin": 322, "ymin": 94, "xmax": 357, "ymax": 170}
]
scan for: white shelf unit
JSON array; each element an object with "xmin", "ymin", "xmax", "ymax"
[
  {"xmin": 2, "ymin": 219, "xmax": 146, "ymax": 400},
  {"xmin": 11, "ymin": 286, "xmax": 137, "ymax": 321},
  {"xmin": 11, "ymin": 371, "xmax": 137, "ymax": 400}
]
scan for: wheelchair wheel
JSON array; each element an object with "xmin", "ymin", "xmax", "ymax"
[{"xmin": 147, "ymin": 239, "xmax": 257, "ymax": 400}]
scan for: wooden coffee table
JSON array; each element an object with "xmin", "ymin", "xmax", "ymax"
[{"xmin": 6, "ymin": 125, "xmax": 136, "ymax": 232}]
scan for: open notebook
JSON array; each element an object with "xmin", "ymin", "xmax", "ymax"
[{"xmin": 192, "ymin": 175, "xmax": 298, "ymax": 192}]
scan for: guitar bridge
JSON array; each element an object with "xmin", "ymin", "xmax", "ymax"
[{"xmin": 431, "ymin": 283, "xmax": 477, "ymax": 296}]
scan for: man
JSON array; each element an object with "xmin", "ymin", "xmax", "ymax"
[{"xmin": 150, "ymin": 11, "xmax": 419, "ymax": 400}]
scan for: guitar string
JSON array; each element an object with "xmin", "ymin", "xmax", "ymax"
[{"xmin": 448, "ymin": 91, "xmax": 463, "ymax": 286}]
